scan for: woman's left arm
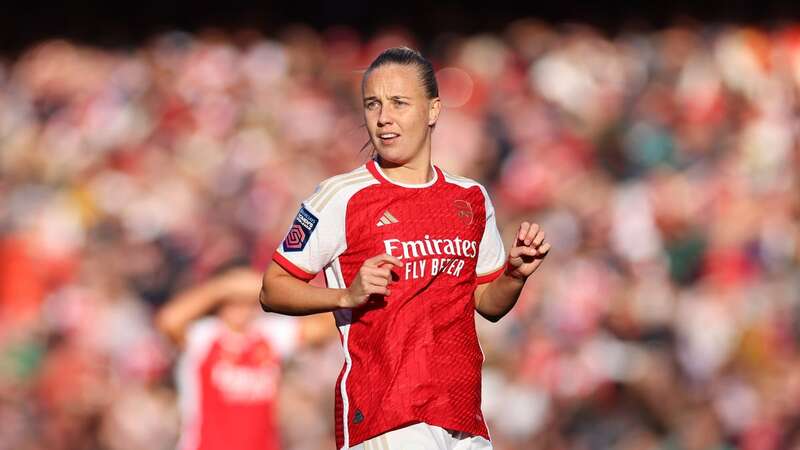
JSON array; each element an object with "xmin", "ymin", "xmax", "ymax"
[{"xmin": 474, "ymin": 222, "xmax": 550, "ymax": 322}]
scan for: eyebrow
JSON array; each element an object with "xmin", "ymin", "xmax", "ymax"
[{"xmin": 363, "ymin": 95, "xmax": 412, "ymax": 102}]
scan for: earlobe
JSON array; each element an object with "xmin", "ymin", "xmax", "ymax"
[{"xmin": 428, "ymin": 98, "xmax": 441, "ymax": 126}]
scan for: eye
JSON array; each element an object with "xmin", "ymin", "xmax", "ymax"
[
  {"xmin": 365, "ymin": 100, "xmax": 380, "ymax": 111},
  {"xmin": 393, "ymin": 99, "xmax": 408, "ymax": 107}
]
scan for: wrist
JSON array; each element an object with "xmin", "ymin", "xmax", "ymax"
[
  {"xmin": 336, "ymin": 289, "xmax": 352, "ymax": 309},
  {"xmin": 504, "ymin": 261, "xmax": 528, "ymax": 282}
]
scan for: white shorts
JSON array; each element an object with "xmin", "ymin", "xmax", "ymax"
[{"xmin": 349, "ymin": 422, "xmax": 493, "ymax": 450}]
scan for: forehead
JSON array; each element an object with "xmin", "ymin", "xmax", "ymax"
[{"xmin": 362, "ymin": 64, "xmax": 425, "ymax": 98}]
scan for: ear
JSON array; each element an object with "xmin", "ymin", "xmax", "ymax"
[{"xmin": 428, "ymin": 97, "xmax": 441, "ymax": 127}]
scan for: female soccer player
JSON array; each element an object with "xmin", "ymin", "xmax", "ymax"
[{"xmin": 260, "ymin": 47, "xmax": 550, "ymax": 450}]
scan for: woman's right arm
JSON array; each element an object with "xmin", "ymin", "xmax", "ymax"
[{"xmin": 259, "ymin": 254, "xmax": 403, "ymax": 316}]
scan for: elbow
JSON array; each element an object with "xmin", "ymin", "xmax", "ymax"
[
  {"xmin": 154, "ymin": 309, "xmax": 172, "ymax": 334},
  {"xmin": 480, "ymin": 311, "xmax": 506, "ymax": 323},
  {"xmin": 475, "ymin": 292, "xmax": 507, "ymax": 323},
  {"xmin": 486, "ymin": 315, "xmax": 503, "ymax": 323},
  {"xmin": 258, "ymin": 284, "xmax": 273, "ymax": 313},
  {"xmin": 154, "ymin": 312, "xmax": 182, "ymax": 344},
  {"xmin": 475, "ymin": 298, "xmax": 509, "ymax": 323}
]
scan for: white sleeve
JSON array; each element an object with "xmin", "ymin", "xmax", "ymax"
[
  {"xmin": 253, "ymin": 315, "xmax": 301, "ymax": 359},
  {"xmin": 184, "ymin": 317, "xmax": 221, "ymax": 356},
  {"xmin": 475, "ymin": 187, "xmax": 506, "ymax": 284},
  {"xmin": 273, "ymin": 189, "xmax": 347, "ymax": 281}
]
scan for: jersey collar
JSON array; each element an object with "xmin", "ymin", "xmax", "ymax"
[{"xmin": 367, "ymin": 159, "xmax": 441, "ymax": 188}]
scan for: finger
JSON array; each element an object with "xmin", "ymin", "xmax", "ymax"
[
  {"xmin": 532, "ymin": 230, "xmax": 545, "ymax": 247},
  {"xmin": 524, "ymin": 223, "xmax": 540, "ymax": 246},
  {"xmin": 537, "ymin": 242, "xmax": 551, "ymax": 255},
  {"xmin": 367, "ymin": 253, "xmax": 404, "ymax": 268},
  {"xmin": 367, "ymin": 285, "xmax": 390, "ymax": 296},
  {"xmin": 366, "ymin": 266, "xmax": 393, "ymax": 280},
  {"xmin": 509, "ymin": 245, "xmax": 538, "ymax": 259},
  {"xmin": 379, "ymin": 268, "xmax": 394, "ymax": 281},
  {"xmin": 367, "ymin": 276, "xmax": 389, "ymax": 287},
  {"xmin": 516, "ymin": 222, "xmax": 530, "ymax": 244}
]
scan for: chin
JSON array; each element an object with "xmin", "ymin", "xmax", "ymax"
[{"xmin": 375, "ymin": 147, "xmax": 411, "ymax": 165}]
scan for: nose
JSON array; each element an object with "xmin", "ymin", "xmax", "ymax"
[{"xmin": 377, "ymin": 106, "xmax": 393, "ymax": 127}]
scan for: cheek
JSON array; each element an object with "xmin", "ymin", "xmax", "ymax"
[
  {"xmin": 404, "ymin": 110, "xmax": 429, "ymax": 136},
  {"xmin": 365, "ymin": 112, "xmax": 380, "ymax": 131}
]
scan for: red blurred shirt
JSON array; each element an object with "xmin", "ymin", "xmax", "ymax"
[{"xmin": 176, "ymin": 316, "xmax": 298, "ymax": 450}]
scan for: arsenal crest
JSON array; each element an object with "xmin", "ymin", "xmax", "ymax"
[{"xmin": 454, "ymin": 200, "xmax": 473, "ymax": 225}]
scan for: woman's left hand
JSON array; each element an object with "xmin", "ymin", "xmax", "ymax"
[{"xmin": 505, "ymin": 222, "xmax": 550, "ymax": 280}]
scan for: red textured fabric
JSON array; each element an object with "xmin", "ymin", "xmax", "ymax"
[{"xmin": 339, "ymin": 165, "xmax": 490, "ymax": 447}]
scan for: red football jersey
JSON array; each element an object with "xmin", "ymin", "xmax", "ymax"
[
  {"xmin": 274, "ymin": 160, "xmax": 506, "ymax": 449},
  {"xmin": 176, "ymin": 316, "xmax": 299, "ymax": 450}
]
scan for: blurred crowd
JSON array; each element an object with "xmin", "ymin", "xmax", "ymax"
[{"xmin": 0, "ymin": 19, "xmax": 798, "ymax": 450}]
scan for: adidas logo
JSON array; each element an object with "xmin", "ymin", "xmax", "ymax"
[{"xmin": 376, "ymin": 210, "xmax": 399, "ymax": 227}]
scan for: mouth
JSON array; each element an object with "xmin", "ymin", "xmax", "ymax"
[{"xmin": 377, "ymin": 132, "xmax": 400, "ymax": 145}]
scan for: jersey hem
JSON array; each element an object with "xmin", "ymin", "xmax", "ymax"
[
  {"xmin": 344, "ymin": 418, "xmax": 491, "ymax": 448},
  {"xmin": 344, "ymin": 419, "xmax": 421, "ymax": 448},
  {"xmin": 272, "ymin": 252, "xmax": 316, "ymax": 281},
  {"xmin": 475, "ymin": 265, "xmax": 504, "ymax": 284}
]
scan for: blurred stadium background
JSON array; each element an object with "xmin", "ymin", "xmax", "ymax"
[{"xmin": 1, "ymin": 2, "xmax": 799, "ymax": 449}]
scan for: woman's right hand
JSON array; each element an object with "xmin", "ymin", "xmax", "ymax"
[{"xmin": 340, "ymin": 254, "xmax": 403, "ymax": 308}]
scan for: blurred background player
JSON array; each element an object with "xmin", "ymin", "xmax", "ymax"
[{"xmin": 157, "ymin": 266, "xmax": 333, "ymax": 450}]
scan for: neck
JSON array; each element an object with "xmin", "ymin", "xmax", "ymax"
[
  {"xmin": 377, "ymin": 140, "xmax": 433, "ymax": 185},
  {"xmin": 378, "ymin": 159, "xmax": 433, "ymax": 184}
]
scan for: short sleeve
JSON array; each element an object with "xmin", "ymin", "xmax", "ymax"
[
  {"xmin": 184, "ymin": 317, "xmax": 221, "ymax": 356},
  {"xmin": 475, "ymin": 187, "xmax": 506, "ymax": 284},
  {"xmin": 273, "ymin": 191, "xmax": 348, "ymax": 281},
  {"xmin": 253, "ymin": 315, "xmax": 301, "ymax": 359}
]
